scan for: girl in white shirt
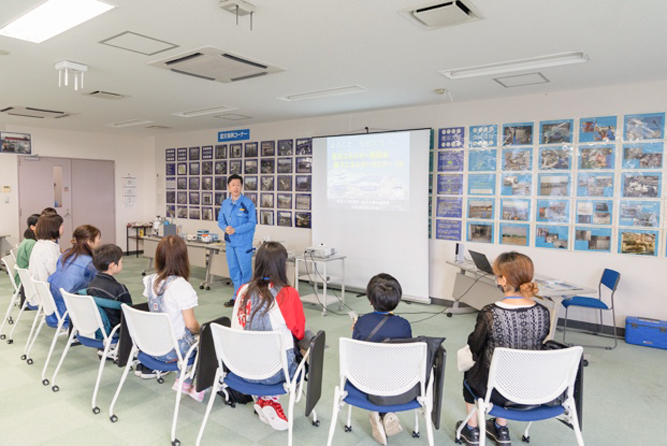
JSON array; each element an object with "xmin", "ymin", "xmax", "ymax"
[{"xmin": 28, "ymin": 214, "xmax": 64, "ymax": 282}]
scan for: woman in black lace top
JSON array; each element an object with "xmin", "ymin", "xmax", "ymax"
[{"xmin": 457, "ymin": 252, "xmax": 550, "ymax": 446}]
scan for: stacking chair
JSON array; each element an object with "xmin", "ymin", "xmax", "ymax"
[
  {"xmin": 327, "ymin": 338, "xmax": 435, "ymax": 446},
  {"xmin": 9, "ymin": 246, "xmax": 18, "ymax": 261},
  {"xmin": 196, "ymin": 324, "xmax": 323, "ymax": 446},
  {"xmin": 109, "ymin": 304, "xmax": 199, "ymax": 446},
  {"xmin": 562, "ymin": 269, "xmax": 621, "ymax": 349},
  {"xmin": 0, "ymin": 255, "xmax": 21, "ymax": 339},
  {"xmin": 7, "ymin": 266, "xmax": 41, "ymax": 346},
  {"xmin": 24, "ymin": 278, "xmax": 68, "ymax": 370},
  {"xmin": 455, "ymin": 346, "xmax": 584, "ymax": 446},
  {"xmin": 49, "ymin": 290, "xmax": 121, "ymax": 414}
]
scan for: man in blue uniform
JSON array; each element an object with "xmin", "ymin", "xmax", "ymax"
[{"xmin": 217, "ymin": 174, "xmax": 257, "ymax": 307}]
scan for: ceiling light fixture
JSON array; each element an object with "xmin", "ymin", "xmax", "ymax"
[
  {"xmin": 277, "ymin": 85, "xmax": 369, "ymax": 102},
  {"xmin": 172, "ymin": 105, "xmax": 237, "ymax": 118},
  {"xmin": 440, "ymin": 50, "xmax": 589, "ymax": 80},
  {"xmin": 104, "ymin": 119, "xmax": 154, "ymax": 128},
  {"xmin": 55, "ymin": 60, "xmax": 88, "ymax": 90},
  {"xmin": 0, "ymin": 0, "xmax": 115, "ymax": 44}
]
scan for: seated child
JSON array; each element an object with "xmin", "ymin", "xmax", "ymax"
[
  {"xmin": 15, "ymin": 213, "xmax": 40, "ymax": 306},
  {"xmin": 352, "ymin": 273, "xmax": 412, "ymax": 446},
  {"xmin": 231, "ymin": 241, "xmax": 305, "ymax": 432},
  {"xmin": 86, "ymin": 244, "xmax": 132, "ymax": 332}
]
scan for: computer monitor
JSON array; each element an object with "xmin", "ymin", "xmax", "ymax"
[{"xmin": 468, "ymin": 250, "xmax": 494, "ymax": 275}]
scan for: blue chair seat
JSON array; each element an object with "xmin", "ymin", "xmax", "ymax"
[
  {"xmin": 137, "ymin": 350, "xmax": 196, "ymax": 372},
  {"xmin": 562, "ymin": 296, "xmax": 609, "ymax": 310},
  {"xmin": 77, "ymin": 333, "xmax": 118, "ymax": 349},
  {"xmin": 224, "ymin": 372, "xmax": 288, "ymax": 397},
  {"xmin": 489, "ymin": 404, "xmax": 565, "ymax": 421},
  {"xmin": 343, "ymin": 381, "xmax": 421, "ymax": 413}
]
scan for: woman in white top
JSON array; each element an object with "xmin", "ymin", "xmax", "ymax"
[{"xmin": 28, "ymin": 214, "xmax": 64, "ymax": 282}]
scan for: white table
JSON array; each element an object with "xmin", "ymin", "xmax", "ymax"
[
  {"xmin": 445, "ymin": 260, "xmax": 596, "ymax": 340},
  {"xmin": 294, "ymin": 254, "xmax": 346, "ymax": 316}
]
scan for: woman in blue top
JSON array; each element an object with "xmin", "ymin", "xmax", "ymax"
[
  {"xmin": 47, "ymin": 225, "xmax": 101, "ymax": 328},
  {"xmin": 217, "ymin": 174, "xmax": 257, "ymax": 307}
]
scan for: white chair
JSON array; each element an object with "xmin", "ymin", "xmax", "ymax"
[
  {"xmin": 7, "ymin": 266, "xmax": 41, "ymax": 346},
  {"xmin": 326, "ymin": 338, "xmax": 435, "ymax": 446},
  {"xmin": 24, "ymin": 278, "xmax": 69, "ymax": 373},
  {"xmin": 0, "ymin": 255, "xmax": 21, "ymax": 340},
  {"xmin": 109, "ymin": 304, "xmax": 199, "ymax": 446},
  {"xmin": 196, "ymin": 323, "xmax": 318, "ymax": 446},
  {"xmin": 49, "ymin": 290, "xmax": 121, "ymax": 414},
  {"xmin": 9, "ymin": 246, "xmax": 18, "ymax": 261},
  {"xmin": 455, "ymin": 346, "xmax": 584, "ymax": 446}
]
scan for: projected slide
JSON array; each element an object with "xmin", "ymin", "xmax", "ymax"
[{"xmin": 327, "ymin": 132, "xmax": 410, "ymax": 211}]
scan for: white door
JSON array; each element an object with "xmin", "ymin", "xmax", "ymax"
[
  {"xmin": 17, "ymin": 156, "xmax": 73, "ymax": 240},
  {"xmin": 71, "ymin": 159, "xmax": 116, "ymax": 244}
]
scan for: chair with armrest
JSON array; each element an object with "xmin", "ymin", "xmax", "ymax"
[
  {"xmin": 327, "ymin": 338, "xmax": 435, "ymax": 446},
  {"xmin": 48, "ymin": 290, "xmax": 121, "ymax": 415},
  {"xmin": 0, "ymin": 255, "xmax": 21, "ymax": 339},
  {"xmin": 562, "ymin": 268, "xmax": 620, "ymax": 349},
  {"xmin": 455, "ymin": 346, "xmax": 584, "ymax": 446},
  {"xmin": 196, "ymin": 324, "xmax": 323, "ymax": 446},
  {"xmin": 109, "ymin": 304, "xmax": 199, "ymax": 446},
  {"xmin": 6, "ymin": 266, "xmax": 40, "ymax": 345}
]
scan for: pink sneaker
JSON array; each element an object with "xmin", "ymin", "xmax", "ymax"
[
  {"xmin": 172, "ymin": 379, "xmax": 193, "ymax": 394},
  {"xmin": 188, "ymin": 386, "xmax": 207, "ymax": 403},
  {"xmin": 262, "ymin": 399, "xmax": 289, "ymax": 431}
]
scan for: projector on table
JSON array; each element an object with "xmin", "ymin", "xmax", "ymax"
[{"xmin": 305, "ymin": 244, "xmax": 337, "ymax": 258}]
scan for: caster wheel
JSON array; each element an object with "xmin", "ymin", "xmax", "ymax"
[
  {"xmin": 0, "ymin": 335, "xmax": 5, "ymax": 340},
  {"xmin": 199, "ymin": 285, "xmax": 204, "ymax": 289},
  {"xmin": 42, "ymin": 379, "xmax": 49, "ymax": 386},
  {"xmin": 605, "ymin": 347, "xmax": 613, "ymax": 350},
  {"xmin": 583, "ymin": 359, "xmax": 589, "ymax": 367},
  {"xmin": 412, "ymin": 431, "xmax": 420, "ymax": 438},
  {"xmin": 52, "ymin": 386, "xmax": 59, "ymax": 392},
  {"xmin": 206, "ymin": 286, "xmax": 210, "ymax": 291},
  {"xmin": 110, "ymin": 415, "xmax": 118, "ymax": 423},
  {"xmin": 172, "ymin": 439, "xmax": 181, "ymax": 446},
  {"xmin": 228, "ymin": 401, "xmax": 237, "ymax": 408},
  {"xmin": 141, "ymin": 272, "xmax": 146, "ymax": 276},
  {"xmin": 447, "ymin": 313, "xmax": 453, "ymax": 318},
  {"xmin": 21, "ymin": 354, "xmax": 26, "ymax": 360},
  {"xmin": 27, "ymin": 358, "xmax": 33, "ymax": 365},
  {"xmin": 522, "ymin": 435, "xmax": 530, "ymax": 443},
  {"xmin": 7, "ymin": 339, "xmax": 13, "ymax": 344},
  {"xmin": 93, "ymin": 407, "xmax": 100, "ymax": 415},
  {"xmin": 312, "ymin": 420, "xmax": 320, "ymax": 427},
  {"xmin": 455, "ymin": 440, "xmax": 462, "ymax": 445},
  {"xmin": 344, "ymin": 425, "xmax": 352, "ymax": 432},
  {"xmin": 157, "ymin": 377, "xmax": 165, "ymax": 384},
  {"xmin": 8, "ymin": 317, "xmax": 13, "ymax": 324}
]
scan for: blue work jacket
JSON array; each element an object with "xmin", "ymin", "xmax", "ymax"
[{"xmin": 217, "ymin": 194, "xmax": 257, "ymax": 247}]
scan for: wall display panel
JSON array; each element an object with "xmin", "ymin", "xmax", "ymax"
[
  {"xmin": 539, "ymin": 119, "xmax": 574, "ymax": 144},
  {"xmin": 621, "ymin": 142, "xmax": 663, "ymax": 169},
  {"xmin": 259, "ymin": 210, "xmax": 274, "ymax": 225},
  {"xmin": 165, "ymin": 148, "xmax": 176, "ymax": 162},
  {"xmin": 261, "ymin": 159, "xmax": 275, "ymax": 174},
  {"xmin": 618, "ymin": 201, "xmax": 660, "ymax": 227},
  {"xmin": 467, "ymin": 198, "xmax": 494, "ymax": 220},
  {"xmin": 436, "ymin": 197, "xmax": 463, "ymax": 218},
  {"xmin": 277, "ymin": 211, "xmax": 292, "ymax": 227},
  {"xmin": 575, "ymin": 200, "xmax": 613, "ymax": 225},
  {"xmin": 296, "ymin": 157, "xmax": 312, "ymax": 173},
  {"xmin": 260, "ymin": 193, "xmax": 274, "ymax": 208},
  {"xmin": 296, "ymin": 138, "xmax": 312, "ymax": 155},
  {"xmin": 500, "ymin": 173, "xmax": 532, "ymax": 196},
  {"xmin": 539, "ymin": 147, "xmax": 572, "ymax": 170},
  {"xmin": 245, "ymin": 192, "xmax": 257, "ymax": 207},
  {"xmin": 166, "ymin": 191, "xmax": 175, "ymax": 204},
  {"xmin": 177, "ymin": 163, "xmax": 187, "ymax": 175},
  {"xmin": 624, "ymin": 113, "xmax": 665, "ymax": 140},
  {"xmin": 214, "ymin": 192, "xmax": 226, "ymax": 206},
  {"xmin": 202, "ymin": 177, "xmax": 212, "ymax": 191},
  {"xmin": 437, "ymin": 150, "xmax": 464, "ymax": 172},
  {"xmin": 177, "ymin": 178, "xmax": 187, "ymax": 190},
  {"xmin": 202, "ymin": 161, "xmax": 213, "ymax": 175},
  {"xmin": 277, "ymin": 175, "xmax": 292, "ymax": 191},
  {"xmin": 578, "ymin": 145, "xmax": 615, "ymax": 170},
  {"xmin": 469, "ymin": 125, "xmax": 498, "ymax": 148},
  {"xmin": 261, "ymin": 141, "xmax": 275, "ymax": 157},
  {"xmin": 215, "ymin": 144, "xmax": 227, "ymax": 159},
  {"xmin": 166, "ymin": 205, "xmax": 175, "ymax": 218},
  {"xmin": 619, "ymin": 229, "xmax": 658, "ymax": 256},
  {"xmin": 245, "ymin": 142, "xmax": 258, "ymax": 158},
  {"xmin": 468, "ymin": 149, "xmax": 497, "ymax": 171},
  {"xmin": 189, "ymin": 207, "xmax": 201, "ymax": 220},
  {"xmin": 244, "ymin": 176, "xmax": 258, "ymax": 191},
  {"xmin": 202, "ymin": 192, "xmax": 213, "ymax": 206},
  {"xmin": 500, "ymin": 223, "xmax": 530, "ymax": 246},
  {"xmin": 538, "ymin": 173, "xmax": 571, "ymax": 196},
  {"xmin": 502, "ymin": 148, "xmax": 532, "ymax": 171},
  {"xmin": 188, "ymin": 177, "xmax": 200, "ymax": 190},
  {"xmin": 244, "ymin": 159, "xmax": 258, "ymax": 174},
  {"xmin": 215, "ymin": 161, "xmax": 227, "ymax": 175},
  {"xmin": 214, "ymin": 176, "xmax": 227, "ymax": 190},
  {"xmin": 166, "ymin": 163, "xmax": 176, "ymax": 175},
  {"xmin": 437, "ymin": 174, "xmax": 463, "ymax": 195},
  {"xmin": 177, "ymin": 191, "xmax": 187, "ymax": 204},
  {"xmin": 502, "ymin": 122, "xmax": 533, "ymax": 146},
  {"xmin": 177, "ymin": 206, "xmax": 187, "ymax": 218},
  {"xmin": 260, "ymin": 175, "xmax": 275, "ymax": 191},
  {"xmin": 435, "ymin": 219, "xmax": 462, "ymax": 241},
  {"xmin": 536, "ymin": 199, "xmax": 570, "ymax": 223},
  {"xmin": 177, "ymin": 148, "xmax": 188, "ymax": 161},
  {"xmin": 188, "ymin": 147, "xmax": 200, "ymax": 160},
  {"xmin": 500, "ymin": 198, "xmax": 530, "ymax": 221},
  {"xmin": 202, "ymin": 207, "xmax": 214, "ymax": 221},
  {"xmin": 577, "ymin": 172, "xmax": 614, "ymax": 197},
  {"xmin": 230, "ymin": 143, "xmax": 242, "ymax": 158},
  {"xmin": 295, "ymin": 175, "xmax": 311, "ymax": 192},
  {"xmin": 189, "ymin": 162, "xmax": 200, "ymax": 176},
  {"xmin": 535, "ymin": 225, "xmax": 569, "ymax": 249},
  {"xmin": 438, "ymin": 127, "xmax": 464, "ymax": 148},
  {"xmin": 579, "ymin": 116, "xmax": 617, "ymax": 142},
  {"xmin": 295, "ymin": 193, "xmax": 311, "ymax": 210},
  {"xmin": 202, "ymin": 146, "xmax": 213, "ymax": 160},
  {"xmin": 189, "ymin": 192, "xmax": 200, "ymax": 205},
  {"xmin": 574, "ymin": 226, "xmax": 612, "ymax": 252},
  {"xmin": 278, "ymin": 139, "xmax": 293, "ymax": 156},
  {"xmin": 166, "ymin": 177, "xmax": 176, "ymax": 190},
  {"xmin": 467, "ymin": 174, "xmax": 496, "ymax": 195},
  {"xmin": 277, "ymin": 157, "xmax": 293, "ymax": 173},
  {"xmin": 467, "ymin": 221, "xmax": 494, "ymax": 244},
  {"xmin": 295, "ymin": 211, "xmax": 311, "ymax": 228},
  {"xmin": 229, "ymin": 160, "xmax": 242, "ymax": 175},
  {"xmin": 621, "ymin": 172, "xmax": 661, "ymax": 198},
  {"xmin": 277, "ymin": 193, "xmax": 292, "ymax": 209}
]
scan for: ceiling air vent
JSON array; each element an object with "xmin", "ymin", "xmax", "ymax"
[
  {"xmin": 399, "ymin": 1, "xmax": 482, "ymax": 30},
  {"xmin": 149, "ymin": 46, "xmax": 284, "ymax": 83},
  {"xmin": 0, "ymin": 106, "xmax": 73, "ymax": 119},
  {"xmin": 145, "ymin": 125, "xmax": 173, "ymax": 129},
  {"xmin": 85, "ymin": 90, "xmax": 127, "ymax": 100}
]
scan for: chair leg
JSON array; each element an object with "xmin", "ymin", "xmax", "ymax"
[
  {"xmin": 109, "ymin": 348, "xmax": 136, "ymax": 422},
  {"xmin": 477, "ymin": 400, "xmax": 487, "ymax": 446},
  {"xmin": 326, "ymin": 387, "xmax": 343, "ymax": 446},
  {"xmin": 287, "ymin": 392, "xmax": 296, "ymax": 446},
  {"xmin": 522, "ymin": 421, "xmax": 533, "ymax": 442},
  {"xmin": 91, "ymin": 340, "xmax": 115, "ymax": 413},
  {"xmin": 24, "ymin": 314, "xmax": 46, "ymax": 363},
  {"xmin": 346, "ymin": 405, "xmax": 352, "ymax": 429},
  {"xmin": 196, "ymin": 369, "xmax": 222, "ymax": 446},
  {"xmin": 562, "ymin": 306, "xmax": 570, "ymax": 345},
  {"xmin": 7, "ymin": 300, "xmax": 30, "ymax": 343},
  {"xmin": 171, "ymin": 368, "xmax": 188, "ymax": 445},
  {"xmin": 23, "ymin": 309, "xmax": 44, "ymax": 360},
  {"xmin": 0, "ymin": 288, "xmax": 20, "ymax": 339},
  {"xmin": 46, "ymin": 327, "xmax": 77, "ymax": 388},
  {"xmin": 424, "ymin": 408, "xmax": 435, "ymax": 446},
  {"xmin": 455, "ymin": 405, "xmax": 477, "ymax": 442},
  {"xmin": 610, "ymin": 305, "xmax": 618, "ymax": 349},
  {"xmin": 413, "ymin": 409, "xmax": 420, "ymax": 437},
  {"xmin": 566, "ymin": 401, "xmax": 585, "ymax": 446}
]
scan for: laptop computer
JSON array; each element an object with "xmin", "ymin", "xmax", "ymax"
[{"xmin": 468, "ymin": 250, "xmax": 494, "ymax": 275}]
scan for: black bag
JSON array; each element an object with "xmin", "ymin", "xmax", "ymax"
[{"xmin": 218, "ymin": 388, "xmax": 254, "ymax": 407}]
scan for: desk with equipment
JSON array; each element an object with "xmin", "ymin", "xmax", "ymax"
[{"xmin": 446, "ymin": 250, "xmax": 596, "ymax": 341}]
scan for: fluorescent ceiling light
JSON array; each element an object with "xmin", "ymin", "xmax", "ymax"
[
  {"xmin": 440, "ymin": 51, "xmax": 589, "ymax": 80},
  {"xmin": 105, "ymin": 119, "xmax": 154, "ymax": 128},
  {"xmin": 172, "ymin": 105, "xmax": 237, "ymax": 118},
  {"xmin": 0, "ymin": 0, "xmax": 115, "ymax": 44},
  {"xmin": 277, "ymin": 85, "xmax": 368, "ymax": 102}
]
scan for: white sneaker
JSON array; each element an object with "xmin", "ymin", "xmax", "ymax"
[
  {"xmin": 369, "ymin": 411, "xmax": 387, "ymax": 446},
  {"xmin": 383, "ymin": 412, "xmax": 403, "ymax": 437},
  {"xmin": 253, "ymin": 398, "xmax": 270, "ymax": 425},
  {"xmin": 262, "ymin": 399, "xmax": 289, "ymax": 431}
]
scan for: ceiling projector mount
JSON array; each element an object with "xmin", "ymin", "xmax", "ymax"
[{"xmin": 219, "ymin": 0, "xmax": 256, "ymax": 30}]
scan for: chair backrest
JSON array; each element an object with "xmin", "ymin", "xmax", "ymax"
[
  {"xmin": 339, "ymin": 338, "xmax": 428, "ymax": 397},
  {"xmin": 210, "ymin": 323, "xmax": 287, "ymax": 381},
  {"xmin": 9, "ymin": 246, "xmax": 18, "ymax": 261},
  {"xmin": 600, "ymin": 269, "xmax": 621, "ymax": 292},
  {"xmin": 121, "ymin": 304, "xmax": 181, "ymax": 359},
  {"xmin": 15, "ymin": 266, "xmax": 38, "ymax": 306},
  {"xmin": 33, "ymin": 279, "xmax": 60, "ymax": 318},
  {"xmin": 486, "ymin": 346, "xmax": 583, "ymax": 406},
  {"xmin": 2, "ymin": 255, "xmax": 19, "ymax": 292},
  {"xmin": 61, "ymin": 290, "xmax": 106, "ymax": 340}
]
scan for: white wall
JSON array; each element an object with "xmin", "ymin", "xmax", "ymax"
[
  {"xmin": 0, "ymin": 125, "xmax": 155, "ymax": 251},
  {"xmin": 158, "ymin": 78, "xmax": 667, "ymax": 326}
]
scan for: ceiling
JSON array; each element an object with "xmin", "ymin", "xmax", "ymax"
[{"xmin": 1, "ymin": 0, "xmax": 667, "ymax": 136}]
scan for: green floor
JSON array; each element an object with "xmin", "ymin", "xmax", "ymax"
[{"xmin": 0, "ymin": 256, "xmax": 665, "ymax": 445}]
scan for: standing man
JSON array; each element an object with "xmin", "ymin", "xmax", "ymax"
[{"xmin": 218, "ymin": 174, "xmax": 257, "ymax": 307}]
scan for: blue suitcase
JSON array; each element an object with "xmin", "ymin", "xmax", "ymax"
[{"xmin": 625, "ymin": 317, "xmax": 667, "ymax": 350}]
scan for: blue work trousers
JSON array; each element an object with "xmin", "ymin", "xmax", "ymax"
[{"xmin": 227, "ymin": 245, "xmax": 253, "ymax": 298}]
